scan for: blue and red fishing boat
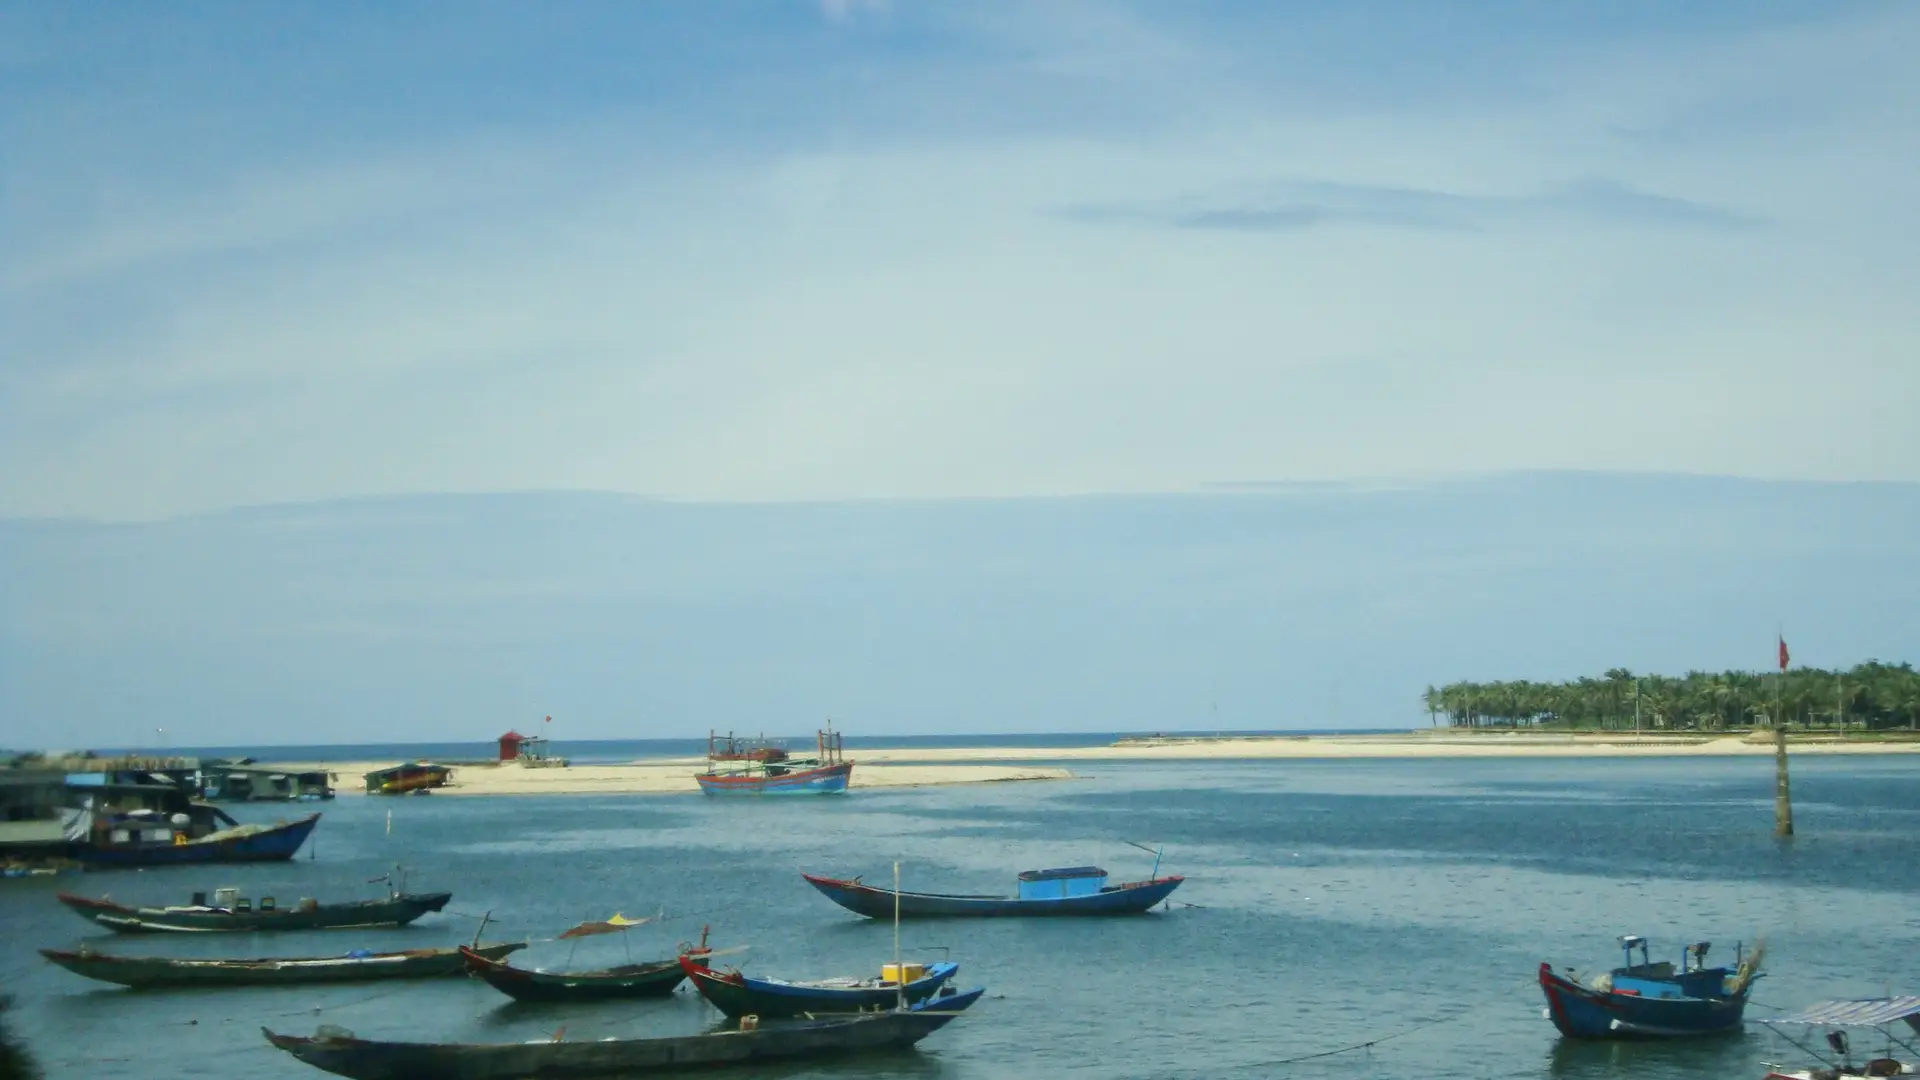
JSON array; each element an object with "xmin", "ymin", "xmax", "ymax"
[
  {"xmin": 1538, "ymin": 935, "xmax": 1763, "ymax": 1039},
  {"xmin": 695, "ymin": 728, "xmax": 852, "ymax": 796}
]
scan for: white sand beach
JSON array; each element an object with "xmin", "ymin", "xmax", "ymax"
[
  {"xmin": 267, "ymin": 730, "xmax": 1919, "ymax": 799},
  {"xmin": 850, "ymin": 731, "xmax": 1920, "ymax": 763},
  {"xmin": 276, "ymin": 759, "xmax": 1076, "ymax": 797}
]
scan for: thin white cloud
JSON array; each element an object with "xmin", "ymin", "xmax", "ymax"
[{"xmin": 2, "ymin": 3, "xmax": 1916, "ymax": 520}]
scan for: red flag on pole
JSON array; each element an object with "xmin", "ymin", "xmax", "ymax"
[{"xmin": 1778, "ymin": 636, "xmax": 1790, "ymax": 671}]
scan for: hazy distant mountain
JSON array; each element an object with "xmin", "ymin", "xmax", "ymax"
[{"xmin": 2, "ymin": 473, "xmax": 1914, "ymax": 746}]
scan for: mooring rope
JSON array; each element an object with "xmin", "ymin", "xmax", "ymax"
[{"xmin": 1225, "ymin": 973, "xmax": 1538, "ymax": 1071}]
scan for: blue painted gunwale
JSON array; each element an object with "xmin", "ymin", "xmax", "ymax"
[
  {"xmin": 681, "ymin": 957, "xmax": 961, "ymax": 1017},
  {"xmin": 1538, "ymin": 962, "xmax": 1751, "ymax": 1038},
  {"xmin": 802, "ymin": 872, "xmax": 1183, "ymax": 918}
]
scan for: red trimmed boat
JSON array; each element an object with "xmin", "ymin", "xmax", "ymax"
[
  {"xmin": 696, "ymin": 727, "xmax": 852, "ymax": 796},
  {"xmin": 1539, "ymin": 935, "xmax": 1761, "ymax": 1039}
]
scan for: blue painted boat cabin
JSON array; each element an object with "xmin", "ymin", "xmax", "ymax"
[
  {"xmin": 1017, "ymin": 866, "xmax": 1109, "ymax": 900},
  {"xmin": 1609, "ymin": 935, "xmax": 1731, "ymax": 999}
]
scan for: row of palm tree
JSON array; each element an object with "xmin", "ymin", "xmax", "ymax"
[{"xmin": 1423, "ymin": 661, "xmax": 1920, "ymax": 731}]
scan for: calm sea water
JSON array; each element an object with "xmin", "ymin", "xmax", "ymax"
[{"xmin": 4, "ymin": 754, "xmax": 1917, "ymax": 1080}]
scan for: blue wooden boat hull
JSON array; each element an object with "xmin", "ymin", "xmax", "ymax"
[
  {"xmin": 682, "ymin": 958, "xmax": 961, "ymax": 1017},
  {"xmin": 1538, "ymin": 963, "xmax": 1749, "ymax": 1038},
  {"xmin": 76, "ymin": 814, "xmax": 320, "ymax": 868},
  {"xmin": 696, "ymin": 762, "xmax": 852, "ymax": 796},
  {"xmin": 803, "ymin": 872, "xmax": 1183, "ymax": 917}
]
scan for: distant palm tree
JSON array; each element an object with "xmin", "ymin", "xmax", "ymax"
[{"xmin": 1430, "ymin": 661, "xmax": 1920, "ymax": 734}]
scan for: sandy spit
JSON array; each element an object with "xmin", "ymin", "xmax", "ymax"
[
  {"xmin": 273, "ymin": 760, "xmax": 1076, "ymax": 797},
  {"xmin": 844, "ymin": 733, "xmax": 1920, "ymax": 763},
  {"xmin": 262, "ymin": 732, "xmax": 1920, "ymax": 799}
]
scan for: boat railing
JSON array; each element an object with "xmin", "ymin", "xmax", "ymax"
[
  {"xmin": 706, "ymin": 731, "xmax": 791, "ymax": 764},
  {"xmin": 815, "ymin": 726, "xmax": 845, "ymax": 766}
]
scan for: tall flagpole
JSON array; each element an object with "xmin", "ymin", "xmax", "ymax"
[{"xmin": 1774, "ymin": 631, "xmax": 1793, "ymax": 837}]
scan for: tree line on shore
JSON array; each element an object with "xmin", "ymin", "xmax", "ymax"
[{"xmin": 1423, "ymin": 661, "xmax": 1920, "ymax": 731}]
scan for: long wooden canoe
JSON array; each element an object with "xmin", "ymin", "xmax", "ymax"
[
  {"xmin": 57, "ymin": 891, "xmax": 451, "ymax": 933},
  {"xmin": 264, "ymin": 991, "xmax": 985, "ymax": 1080},
  {"xmin": 802, "ymin": 870, "xmax": 1183, "ymax": 917},
  {"xmin": 458, "ymin": 945, "xmax": 692, "ymax": 1003},
  {"xmin": 40, "ymin": 942, "xmax": 523, "ymax": 989},
  {"xmin": 680, "ymin": 955, "xmax": 960, "ymax": 1017}
]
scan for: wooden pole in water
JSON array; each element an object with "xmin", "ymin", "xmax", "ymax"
[
  {"xmin": 1775, "ymin": 633, "xmax": 1793, "ymax": 837},
  {"xmin": 1774, "ymin": 719, "xmax": 1793, "ymax": 836},
  {"xmin": 893, "ymin": 861, "xmax": 904, "ymax": 1011}
]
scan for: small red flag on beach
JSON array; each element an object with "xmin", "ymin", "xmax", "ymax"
[{"xmin": 1778, "ymin": 637, "xmax": 1790, "ymax": 671}]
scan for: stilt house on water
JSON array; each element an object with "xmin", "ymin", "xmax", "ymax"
[
  {"xmin": 2, "ymin": 760, "xmax": 304, "ymax": 864},
  {"xmin": 201, "ymin": 762, "xmax": 335, "ymax": 801}
]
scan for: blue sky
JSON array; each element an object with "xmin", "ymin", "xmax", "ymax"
[
  {"xmin": 5, "ymin": 477, "xmax": 1917, "ymax": 746},
  {"xmin": 3, "ymin": 0, "xmax": 1916, "ymax": 520},
  {"xmin": 3, "ymin": 4, "xmax": 1917, "ymax": 745}
]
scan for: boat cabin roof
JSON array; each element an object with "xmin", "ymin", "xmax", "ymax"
[
  {"xmin": 1760, "ymin": 996, "xmax": 1920, "ymax": 1028},
  {"xmin": 1017, "ymin": 866, "xmax": 1107, "ymax": 882},
  {"xmin": 363, "ymin": 762, "xmax": 449, "ymax": 780}
]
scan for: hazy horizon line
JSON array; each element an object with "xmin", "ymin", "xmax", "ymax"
[
  {"xmin": 6, "ymin": 468, "xmax": 1915, "ymax": 528},
  {"xmin": 9, "ymin": 726, "xmax": 1427, "ymax": 756}
]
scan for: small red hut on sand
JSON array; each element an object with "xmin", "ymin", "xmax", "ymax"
[{"xmin": 497, "ymin": 731, "xmax": 526, "ymax": 761}]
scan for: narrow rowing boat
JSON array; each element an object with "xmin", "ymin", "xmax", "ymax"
[
  {"xmin": 264, "ymin": 989, "xmax": 986, "ymax": 1079},
  {"xmin": 803, "ymin": 865, "xmax": 1183, "ymax": 917},
  {"xmin": 40, "ymin": 942, "xmax": 524, "ymax": 989},
  {"xmin": 459, "ymin": 945, "xmax": 692, "ymax": 1002},
  {"xmin": 680, "ymin": 955, "xmax": 960, "ymax": 1017},
  {"xmin": 57, "ymin": 890, "xmax": 451, "ymax": 933}
]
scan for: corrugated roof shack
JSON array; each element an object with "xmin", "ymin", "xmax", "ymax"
[{"xmin": 201, "ymin": 763, "xmax": 335, "ymax": 802}]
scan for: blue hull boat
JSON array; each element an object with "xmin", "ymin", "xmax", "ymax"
[
  {"xmin": 76, "ymin": 814, "xmax": 320, "ymax": 868},
  {"xmin": 1538, "ymin": 935, "xmax": 1761, "ymax": 1039},
  {"xmin": 681, "ymin": 956, "xmax": 962, "ymax": 1017},
  {"xmin": 803, "ymin": 865, "xmax": 1183, "ymax": 918}
]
